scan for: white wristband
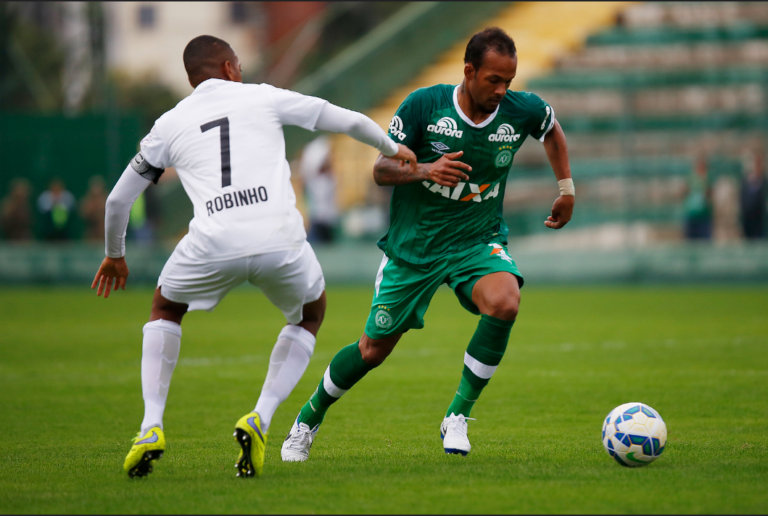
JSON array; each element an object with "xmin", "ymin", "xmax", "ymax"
[{"xmin": 558, "ymin": 178, "xmax": 575, "ymax": 196}]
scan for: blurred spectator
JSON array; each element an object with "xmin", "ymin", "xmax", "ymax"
[
  {"xmin": 79, "ymin": 176, "xmax": 108, "ymax": 242},
  {"xmin": 37, "ymin": 178, "xmax": 75, "ymax": 241},
  {"xmin": 300, "ymin": 136, "xmax": 338, "ymax": 244},
  {"xmin": 712, "ymin": 175, "xmax": 741, "ymax": 243},
  {"xmin": 683, "ymin": 156, "xmax": 713, "ymax": 240},
  {"xmin": 1, "ymin": 178, "xmax": 33, "ymax": 241},
  {"xmin": 740, "ymin": 150, "xmax": 767, "ymax": 239},
  {"xmin": 129, "ymin": 192, "xmax": 152, "ymax": 244}
]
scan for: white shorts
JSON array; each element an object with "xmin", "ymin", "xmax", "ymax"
[{"xmin": 157, "ymin": 240, "xmax": 325, "ymax": 324}]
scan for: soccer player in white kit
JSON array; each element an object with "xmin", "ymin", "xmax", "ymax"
[{"xmin": 91, "ymin": 35, "xmax": 417, "ymax": 478}]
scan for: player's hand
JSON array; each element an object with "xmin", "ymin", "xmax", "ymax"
[
  {"xmin": 427, "ymin": 151, "xmax": 472, "ymax": 187},
  {"xmin": 545, "ymin": 195, "xmax": 574, "ymax": 229},
  {"xmin": 392, "ymin": 144, "xmax": 418, "ymax": 174},
  {"xmin": 91, "ymin": 256, "xmax": 129, "ymax": 298}
]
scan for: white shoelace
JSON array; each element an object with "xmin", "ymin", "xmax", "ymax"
[
  {"xmin": 445, "ymin": 414, "xmax": 476, "ymax": 436},
  {"xmin": 287, "ymin": 423, "xmax": 313, "ymax": 451}
]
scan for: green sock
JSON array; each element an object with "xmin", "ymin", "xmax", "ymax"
[
  {"xmin": 446, "ymin": 314, "xmax": 515, "ymax": 418},
  {"xmin": 298, "ymin": 340, "xmax": 374, "ymax": 428}
]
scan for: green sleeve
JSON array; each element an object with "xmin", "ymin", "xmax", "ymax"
[
  {"xmin": 387, "ymin": 89, "xmax": 427, "ymax": 150},
  {"xmin": 526, "ymin": 93, "xmax": 555, "ymax": 142}
]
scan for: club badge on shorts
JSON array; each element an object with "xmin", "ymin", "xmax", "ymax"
[{"xmin": 375, "ymin": 309, "xmax": 393, "ymax": 330}]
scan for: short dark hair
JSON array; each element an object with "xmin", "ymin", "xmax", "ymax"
[
  {"xmin": 183, "ymin": 35, "xmax": 234, "ymax": 81},
  {"xmin": 464, "ymin": 27, "xmax": 516, "ymax": 71}
]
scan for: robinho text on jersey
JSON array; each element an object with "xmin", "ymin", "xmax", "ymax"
[{"xmin": 381, "ymin": 84, "xmax": 555, "ymax": 268}]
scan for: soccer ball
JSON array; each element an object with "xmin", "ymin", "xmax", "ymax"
[{"xmin": 602, "ymin": 402, "xmax": 667, "ymax": 467}]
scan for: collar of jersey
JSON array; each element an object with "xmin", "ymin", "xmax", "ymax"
[
  {"xmin": 193, "ymin": 78, "xmax": 230, "ymax": 94},
  {"xmin": 453, "ymin": 85, "xmax": 499, "ymax": 129}
]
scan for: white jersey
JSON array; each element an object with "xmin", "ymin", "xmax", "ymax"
[{"xmin": 140, "ymin": 79, "xmax": 330, "ymax": 261}]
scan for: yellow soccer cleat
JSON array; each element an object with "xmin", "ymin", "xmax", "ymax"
[
  {"xmin": 124, "ymin": 427, "xmax": 165, "ymax": 478},
  {"xmin": 234, "ymin": 412, "xmax": 268, "ymax": 477}
]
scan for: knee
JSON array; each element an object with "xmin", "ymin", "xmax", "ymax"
[
  {"xmin": 150, "ymin": 289, "xmax": 187, "ymax": 324},
  {"xmin": 359, "ymin": 336, "xmax": 397, "ymax": 368},
  {"xmin": 300, "ymin": 292, "xmax": 326, "ymax": 328},
  {"xmin": 302, "ymin": 307, "xmax": 324, "ymax": 325},
  {"xmin": 359, "ymin": 344, "xmax": 388, "ymax": 367},
  {"xmin": 484, "ymin": 296, "xmax": 519, "ymax": 321},
  {"xmin": 298, "ymin": 307, "xmax": 325, "ymax": 338}
]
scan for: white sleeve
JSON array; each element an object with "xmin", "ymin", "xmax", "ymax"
[
  {"xmin": 104, "ymin": 165, "xmax": 151, "ymax": 258},
  {"xmin": 268, "ymin": 86, "xmax": 329, "ymax": 131},
  {"xmin": 314, "ymin": 103, "xmax": 399, "ymax": 157},
  {"xmin": 139, "ymin": 124, "xmax": 171, "ymax": 168}
]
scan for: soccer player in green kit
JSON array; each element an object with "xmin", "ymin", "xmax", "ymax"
[{"xmin": 282, "ymin": 27, "xmax": 575, "ymax": 460}]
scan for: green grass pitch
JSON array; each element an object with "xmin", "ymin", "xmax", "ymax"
[{"xmin": 1, "ymin": 285, "xmax": 767, "ymax": 514}]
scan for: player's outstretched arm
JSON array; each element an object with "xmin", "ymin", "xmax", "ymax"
[
  {"xmin": 313, "ymin": 103, "xmax": 417, "ymax": 164},
  {"xmin": 92, "ymin": 164, "xmax": 152, "ymax": 298},
  {"xmin": 373, "ymin": 150, "xmax": 472, "ymax": 187},
  {"xmin": 271, "ymin": 91, "xmax": 419, "ymax": 173},
  {"xmin": 542, "ymin": 120, "xmax": 575, "ymax": 229}
]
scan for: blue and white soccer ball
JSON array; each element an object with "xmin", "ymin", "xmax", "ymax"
[{"xmin": 602, "ymin": 402, "xmax": 667, "ymax": 467}]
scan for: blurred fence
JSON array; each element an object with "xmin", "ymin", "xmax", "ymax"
[{"xmin": 2, "ymin": 240, "xmax": 768, "ymax": 286}]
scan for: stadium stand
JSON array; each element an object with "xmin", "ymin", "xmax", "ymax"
[
  {"xmin": 326, "ymin": 2, "xmax": 631, "ymax": 210},
  {"xmin": 510, "ymin": 2, "xmax": 768, "ymax": 240},
  {"xmin": 4, "ymin": 2, "xmax": 768, "ymax": 284},
  {"xmin": 304, "ymin": 2, "xmax": 767, "ymax": 245}
]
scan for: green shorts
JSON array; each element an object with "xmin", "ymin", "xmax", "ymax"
[{"xmin": 364, "ymin": 239, "xmax": 524, "ymax": 339}]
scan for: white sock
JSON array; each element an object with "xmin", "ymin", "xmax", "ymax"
[
  {"xmin": 140, "ymin": 319, "xmax": 181, "ymax": 436},
  {"xmin": 254, "ymin": 324, "xmax": 315, "ymax": 432}
]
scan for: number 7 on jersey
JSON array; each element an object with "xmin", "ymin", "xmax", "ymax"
[{"xmin": 201, "ymin": 117, "xmax": 231, "ymax": 187}]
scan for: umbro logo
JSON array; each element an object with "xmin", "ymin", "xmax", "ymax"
[
  {"xmin": 389, "ymin": 115, "xmax": 407, "ymax": 141},
  {"xmin": 541, "ymin": 106, "xmax": 552, "ymax": 130},
  {"xmin": 427, "ymin": 117, "xmax": 463, "ymax": 138},
  {"xmin": 488, "ymin": 123, "xmax": 520, "ymax": 142},
  {"xmin": 431, "ymin": 141, "xmax": 450, "ymax": 155}
]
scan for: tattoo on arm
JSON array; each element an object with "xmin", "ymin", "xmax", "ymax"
[{"xmin": 373, "ymin": 156, "xmax": 428, "ymax": 186}]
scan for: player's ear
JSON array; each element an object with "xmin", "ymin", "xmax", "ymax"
[
  {"xmin": 222, "ymin": 61, "xmax": 234, "ymax": 81},
  {"xmin": 224, "ymin": 59, "xmax": 243, "ymax": 83},
  {"xmin": 224, "ymin": 60, "xmax": 241, "ymax": 82},
  {"xmin": 464, "ymin": 62, "xmax": 475, "ymax": 80}
]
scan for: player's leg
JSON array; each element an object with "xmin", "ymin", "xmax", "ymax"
[
  {"xmin": 448, "ymin": 271, "xmax": 520, "ymax": 419},
  {"xmin": 450, "ymin": 271, "xmax": 519, "ymax": 416},
  {"xmin": 246, "ymin": 243, "xmax": 326, "ymax": 431},
  {"xmin": 140, "ymin": 289, "xmax": 188, "ymax": 432},
  {"xmin": 252, "ymin": 293, "xmax": 326, "ymax": 434},
  {"xmin": 280, "ymin": 331, "xmax": 402, "ymax": 462},
  {"xmin": 233, "ymin": 242, "xmax": 325, "ymax": 476},
  {"xmin": 297, "ymin": 331, "xmax": 402, "ymax": 427},
  {"xmin": 125, "ymin": 289, "xmax": 186, "ymax": 478},
  {"xmin": 283, "ymin": 254, "xmax": 441, "ymax": 462},
  {"xmin": 442, "ymin": 243, "xmax": 522, "ymax": 455},
  {"xmin": 125, "ymin": 289, "xmax": 187, "ymax": 478},
  {"xmin": 125, "ymin": 249, "xmax": 245, "ymax": 477}
]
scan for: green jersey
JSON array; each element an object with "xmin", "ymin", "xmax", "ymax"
[{"xmin": 379, "ymin": 84, "xmax": 554, "ymax": 269}]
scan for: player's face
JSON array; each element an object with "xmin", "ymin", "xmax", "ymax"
[{"xmin": 465, "ymin": 50, "xmax": 517, "ymax": 113}]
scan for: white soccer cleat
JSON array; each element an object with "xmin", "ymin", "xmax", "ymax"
[
  {"xmin": 281, "ymin": 417, "xmax": 319, "ymax": 462},
  {"xmin": 441, "ymin": 413, "xmax": 474, "ymax": 456}
]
